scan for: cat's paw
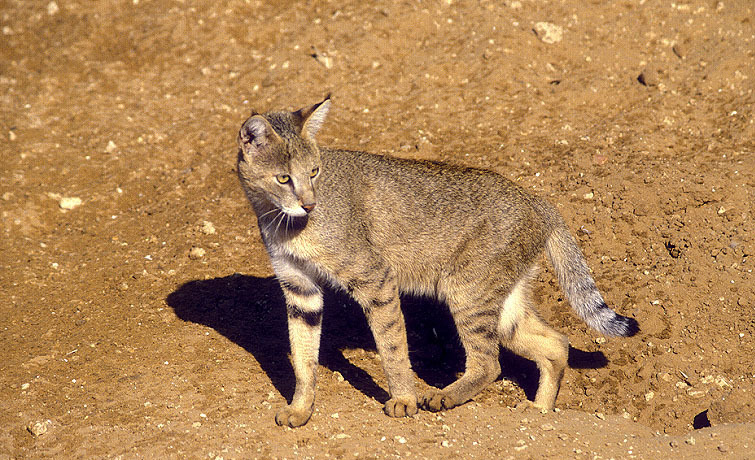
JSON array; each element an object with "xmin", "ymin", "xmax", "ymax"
[
  {"xmin": 420, "ymin": 390, "xmax": 459, "ymax": 412},
  {"xmin": 275, "ymin": 404, "xmax": 313, "ymax": 428},
  {"xmin": 384, "ymin": 395, "xmax": 418, "ymax": 418}
]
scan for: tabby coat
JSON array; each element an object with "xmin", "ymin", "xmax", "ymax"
[{"xmin": 236, "ymin": 97, "xmax": 638, "ymax": 427}]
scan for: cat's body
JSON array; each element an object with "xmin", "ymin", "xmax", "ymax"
[{"xmin": 236, "ymin": 97, "xmax": 638, "ymax": 427}]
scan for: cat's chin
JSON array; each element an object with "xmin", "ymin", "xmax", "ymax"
[
  {"xmin": 281, "ymin": 207, "xmax": 309, "ymax": 218},
  {"xmin": 277, "ymin": 210, "xmax": 311, "ymax": 233}
]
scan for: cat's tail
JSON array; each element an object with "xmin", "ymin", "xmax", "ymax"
[{"xmin": 544, "ymin": 217, "xmax": 639, "ymax": 337}]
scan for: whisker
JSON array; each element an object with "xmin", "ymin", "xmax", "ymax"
[
  {"xmin": 258, "ymin": 207, "xmax": 280, "ymax": 220},
  {"xmin": 263, "ymin": 210, "xmax": 284, "ymax": 233}
]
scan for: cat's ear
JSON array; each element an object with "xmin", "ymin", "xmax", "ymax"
[
  {"xmin": 238, "ymin": 114, "xmax": 282, "ymax": 156},
  {"xmin": 296, "ymin": 95, "xmax": 331, "ymax": 139}
]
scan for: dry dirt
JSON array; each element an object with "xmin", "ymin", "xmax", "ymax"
[{"xmin": 2, "ymin": 0, "xmax": 754, "ymax": 458}]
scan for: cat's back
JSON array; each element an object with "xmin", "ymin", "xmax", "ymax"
[{"xmin": 319, "ymin": 147, "xmax": 543, "ymax": 220}]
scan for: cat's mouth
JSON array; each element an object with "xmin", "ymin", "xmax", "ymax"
[{"xmin": 280, "ymin": 206, "xmax": 311, "ymax": 218}]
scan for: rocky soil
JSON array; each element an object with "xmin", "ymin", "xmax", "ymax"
[{"xmin": 1, "ymin": 0, "xmax": 753, "ymax": 458}]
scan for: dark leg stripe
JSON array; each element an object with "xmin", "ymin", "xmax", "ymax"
[
  {"xmin": 376, "ymin": 316, "xmax": 401, "ymax": 336},
  {"xmin": 371, "ymin": 294, "xmax": 398, "ymax": 308},
  {"xmin": 279, "ymin": 279, "xmax": 320, "ymax": 297},
  {"xmin": 466, "ymin": 308, "xmax": 499, "ymax": 320},
  {"xmin": 289, "ymin": 306, "xmax": 323, "ymax": 327},
  {"xmin": 346, "ymin": 278, "xmax": 370, "ymax": 292}
]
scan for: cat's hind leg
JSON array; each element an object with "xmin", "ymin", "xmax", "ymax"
[
  {"xmin": 498, "ymin": 274, "xmax": 569, "ymax": 410},
  {"xmin": 421, "ymin": 288, "xmax": 503, "ymax": 412}
]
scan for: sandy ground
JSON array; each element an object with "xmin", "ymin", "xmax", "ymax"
[{"xmin": 1, "ymin": 0, "xmax": 754, "ymax": 458}]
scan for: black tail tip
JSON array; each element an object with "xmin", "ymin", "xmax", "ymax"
[{"xmin": 617, "ymin": 315, "xmax": 640, "ymax": 337}]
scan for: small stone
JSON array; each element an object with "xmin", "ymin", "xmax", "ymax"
[
  {"xmin": 311, "ymin": 48, "xmax": 333, "ymax": 69},
  {"xmin": 583, "ymin": 191, "xmax": 594, "ymax": 200},
  {"xmin": 533, "ymin": 22, "xmax": 563, "ymax": 44},
  {"xmin": 595, "ymin": 412, "xmax": 606, "ymax": 420},
  {"xmin": 592, "ymin": 154, "xmax": 608, "ymax": 165},
  {"xmin": 685, "ymin": 436, "xmax": 696, "ymax": 445},
  {"xmin": 47, "ymin": 1, "xmax": 59, "ymax": 15},
  {"xmin": 717, "ymin": 444, "xmax": 728, "ymax": 452},
  {"xmin": 540, "ymin": 423, "xmax": 555, "ymax": 431},
  {"xmin": 21, "ymin": 383, "xmax": 30, "ymax": 390},
  {"xmin": 188, "ymin": 247, "xmax": 206, "ymax": 259},
  {"xmin": 59, "ymin": 197, "xmax": 82, "ymax": 210},
  {"xmin": 441, "ymin": 440, "xmax": 451, "ymax": 447},
  {"xmin": 335, "ymin": 433, "xmax": 350, "ymax": 439},
  {"xmin": 105, "ymin": 140, "xmax": 118, "ymax": 153},
  {"xmin": 8, "ymin": 131, "xmax": 16, "ymax": 141},
  {"xmin": 645, "ymin": 391, "xmax": 655, "ymax": 401},
  {"xmin": 27, "ymin": 420, "xmax": 51, "ymax": 437},
  {"xmin": 201, "ymin": 221, "xmax": 216, "ymax": 235},
  {"xmin": 638, "ymin": 64, "xmax": 660, "ymax": 87},
  {"xmin": 395, "ymin": 436, "xmax": 407, "ymax": 444},
  {"xmin": 672, "ymin": 43, "xmax": 687, "ymax": 59}
]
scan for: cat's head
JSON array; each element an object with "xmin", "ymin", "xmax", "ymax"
[{"xmin": 237, "ymin": 96, "xmax": 330, "ymax": 218}]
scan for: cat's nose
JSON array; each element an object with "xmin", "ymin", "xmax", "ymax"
[{"xmin": 301, "ymin": 203, "xmax": 316, "ymax": 213}]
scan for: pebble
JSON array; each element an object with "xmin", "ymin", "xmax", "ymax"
[
  {"xmin": 47, "ymin": 1, "xmax": 59, "ymax": 15},
  {"xmin": 540, "ymin": 423, "xmax": 555, "ymax": 431},
  {"xmin": 27, "ymin": 420, "xmax": 51, "ymax": 437},
  {"xmin": 189, "ymin": 247, "xmax": 206, "ymax": 259},
  {"xmin": 8, "ymin": 131, "xmax": 16, "ymax": 141},
  {"xmin": 672, "ymin": 42, "xmax": 687, "ymax": 59},
  {"xmin": 201, "ymin": 221, "xmax": 216, "ymax": 235},
  {"xmin": 311, "ymin": 47, "xmax": 333, "ymax": 69},
  {"xmin": 638, "ymin": 64, "xmax": 660, "ymax": 87},
  {"xmin": 105, "ymin": 140, "xmax": 118, "ymax": 153},
  {"xmin": 533, "ymin": 22, "xmax": 563, "ymax": 44},
  {"xmin": 59, "ymin": 197, "xmax": 82, "ymax": 210}
]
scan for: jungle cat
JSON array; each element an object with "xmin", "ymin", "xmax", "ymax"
[{"xmin": 236, "ymin": 96, "xmax": 639, "ymax": 428}]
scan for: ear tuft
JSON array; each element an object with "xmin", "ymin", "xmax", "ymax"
[{"xmin": 297, "ymin": 95, "xmax": 331, "ymax": 139}]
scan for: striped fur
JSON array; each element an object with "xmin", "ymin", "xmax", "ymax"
[{"xmin": 237, "ymin": 97, "xmax": 639, "ymax": 427}]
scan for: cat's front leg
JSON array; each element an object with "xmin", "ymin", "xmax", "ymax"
[
  {"xmin": 348, "ymin": 268, "xmax": 418, "ymax": 418},
  {"xmin": 275, "ymin": 275, "xmax": 324, "ymax": 428}
]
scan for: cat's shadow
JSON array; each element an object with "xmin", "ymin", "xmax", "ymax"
[{"xmin": 165, "ymin": 273, "xmax": 608, "ymax": 405}]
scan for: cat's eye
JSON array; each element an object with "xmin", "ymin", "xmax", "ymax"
[
  {"xmin": 276, "ymin": 174, "xmax": 291, "ymax": 184},
  {"xmin": 310, "ymin": 167, "xmax": 320, "ymax": 178}
]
